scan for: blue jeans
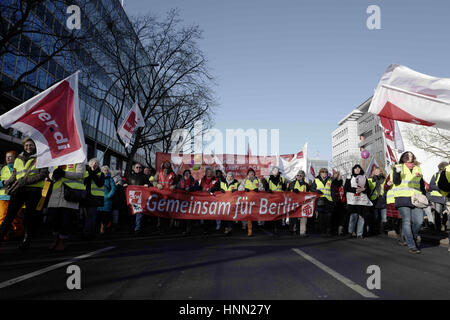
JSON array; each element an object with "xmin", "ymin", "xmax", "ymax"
[
  {"xmin": 348, "ymin": 213, "xmax": 364, "ymax": 236},
  {"xmin": 135, "ymin": 213, "xmax": 143, "ymax": 231},
  {"xmin": 374, "ymin": 208, "xmax": 387, "ymax": 223},
  {"xmin": 398, "ymin": 207, "xmax": 424, "ymax": 249}
]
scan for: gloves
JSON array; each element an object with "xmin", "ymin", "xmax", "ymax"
[
  {"xmin": 231, "ymin": 189, "xmax": 237, "ymax": 193},
  {"xmin": 221, "ymin": 190, "xmax": 225, "ymax": 193},
  {"xmin": 293, "ymin": 189, "xmax": 299, "ymax": 193},
  {"xmin": 268, "ymin": 190, "xmax": 273, "ymax": 194},
  {"xmin": 253, "ymin": 189, "xmax": 259, "ymax": 192},
  {"xmin": 52, "ymin": 167, "xmax": 65, "ymax": 181},
  {"xmin": 245, "ymin": 188, "xmax": 250, "ymax": 192}
]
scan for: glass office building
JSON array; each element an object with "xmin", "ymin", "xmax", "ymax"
[{"xmin": 0, "ymin": 0, "xmax": 147, "ymax": 171}]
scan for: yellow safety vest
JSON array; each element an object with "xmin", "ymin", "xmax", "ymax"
[
  {"xmin": 269, "ymin": 177, "xmax": 285, "ymax": 192},
  {"xmin": 436, "ymin": 166, "xmax": 450, "ymax": 197},
  {"xmin": 244, "ymin": 178, "xmax": 259, "ymax": 190},
  {"xmin": 386, "ymin": 189, "xmax": 395, "ymax": 204},
  {"xmin": 293, "ymin": 180, "xmax": 307, "ymax": 192},
  {"xmin": 393, "ymin": 164, "xmax": 423, "ymax": 198},
  {"xmin": 52, "ymin": 164, "xmax": 86, "ymax": 191},
  {"xmin": 149, "ymin": 176, "xmax": 154, "ymax": 182},
  {"xmin": 221, "ymin": 181, "xmax": 239, "ymax": 191},
  {"xmin": 14, "ymin": 157, "xmax": 44, "ymax": 188},
  {"xmin": 368, "ymin": 177, "xmax": 385, "ymax": 201},
  {"xmin": 314, "ymin": 178, "xmax": 332, "ymax": 201},
  {"xmin": 83, "ymin": 170, "xmax": 104, "ymax": 197},
  {"xmin": 0, "ymin": 165, "xmax": 13, "ymax": 196}
]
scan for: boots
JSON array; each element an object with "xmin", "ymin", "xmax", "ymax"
[
  {"xmin": 18, "ymin": 232, "xmax": 31, "ymax": 250},
  {"xmin": 54, "ymin": 239, "xmax": 65, "ymax": 251},
  {"xmin": 49, "ymin": 234, "xmax": 59, "ymax": 250}
]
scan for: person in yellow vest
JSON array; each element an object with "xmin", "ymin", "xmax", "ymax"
[
  {"xmin": 429, "ymin": 162, "xmax": 449, "ymax": 233},
  {"xmin": 0, "ymin": 137, "xmax": 49, "ymax": 249},
  {"xmin": 220, "ymin": 171, "xmax": 239, "ymax": 236},
  {"xmin": 82, "ymin": 158, "xmax": 105, "ymax": 240},
  {"xmin": 368, "ymin": 167, "xmax": 387, "ymax": 235},
  {"xmin": 311, "ymin": 168, "xmax": 333, "ymax": 237},
  {"xmin": 437, "ymin": 163, "xmax": 450, "ymax": 193},
  {"xmin": 393, "ymin": 151, "xmax": 426, "ymax": 254},
  {"xmin": 47, "ymin": 162, "xmax": 86, "ymax": 251},
  {"xmin": 288, "ymin": 170, "xmax": 310, "ymax": 237},
  {"xmin": 344, "ymin": 165, "xmax": 372, "ymax": 239},
  {"xmin": 238, "ymin": 168, "xmax": 260, "ymax": 237},
  {"xmin": 385, "ymin": 167, "xmax": 406, "ymax": 246},
  {"xmin": 0, "ymin": 150, "xmax": 24, "ymax": 240},
  {"xmin": 267, "ymin": 166, "xmax": 286, "ymax": 236}
]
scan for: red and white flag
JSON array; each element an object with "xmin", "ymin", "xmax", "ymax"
[
  {"xmin": 369, "ymin": 64, "xmax": 450, "ymax": 129},
  {"xmin": 117, "ymin": 101, "xmax": 145, "ymax": 147},
  {"xmin": 365, "ymin": 155, "xmax": 379, "ymax": 177},
  {"xmin": 0, "ymin": 72, "xmax": 86, "ymax": 168},
  {"xmin": 307, "ymin": 162, "xmax": 316, "ymax": 183}
]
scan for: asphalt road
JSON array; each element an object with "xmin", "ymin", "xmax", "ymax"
[{"xmin": 1, "ymin": 226, "xmax": 450, "ymax": 300}]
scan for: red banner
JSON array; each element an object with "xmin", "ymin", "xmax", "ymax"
[{"xmin": 126, "ymin": 186, "xmax": 320, "ymax": 221}]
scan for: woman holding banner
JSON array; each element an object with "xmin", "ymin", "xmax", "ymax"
[
  {"xmin": 311, "ymin": 168, "xmax": 333, "ymax": 237},
  {"xmin": 267, "ymin": 166, "xmax": 286, "ymax": 236},
  {"xmin": 239, "ymin": 168, "xmax": 260, "ymax": 237},
  {"xmin": 199, "ymin": 167, "xmax": 219, "ymax": 234},
  {"xmin": 178, "ymin": 169, "xmax": 199, "ymax": 236},
  {"xmin": 288, "ymin": 170, "xmax": 309, "ymax": 237},
  {"xmin": 220, "ymin": 171, "xmax": 240, "ymax": 236}
]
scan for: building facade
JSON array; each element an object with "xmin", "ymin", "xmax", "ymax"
[
  {"xmin": 331, "ymin": 107, "xmax": 363, "ymax": 177},
  {"xmin": 0, "ymin": 0, "xmax": 147, "ymax": 172}
]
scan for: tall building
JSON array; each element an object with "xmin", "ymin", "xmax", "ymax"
[
  {"xmin": 0, "ymin": 0, "xmax": 147, "ymax": 171},
  {"xmin": 356, "ymin": 97, "xmax": 385, "ymax": 169},
  {"xmin": 331, "ymin": 106, "xmax": 364, "ymax": 177}
]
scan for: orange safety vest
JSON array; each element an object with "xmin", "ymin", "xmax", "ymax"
[{"xmin": 158, "ymin": 169, "xmax": 175, "ymax": 190}]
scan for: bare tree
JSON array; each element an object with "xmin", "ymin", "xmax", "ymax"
[
  {"xmin": 83, "ymin": 9, "xmax": 216, "ymax": 175},
  {"xmin": 405, "ymin": 126, "xmax": 450, "ymax": 159}
]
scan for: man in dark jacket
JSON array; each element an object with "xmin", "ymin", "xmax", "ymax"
[
  {"xmin": 0, "ymin": 137, "xmax": 49, "ymax": 249},
  {"xmin": 124, "ymin": 163, "xmax": 148, "ymax": 234},
  {"xmin": 311, "ymin": 168, "xmax": 333, "ymax": 236}
]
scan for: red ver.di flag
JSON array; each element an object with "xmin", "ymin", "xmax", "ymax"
[
  {"xmin": 117, "ymin": 101, "xmax": 145, "ymax": 147},
  {"xmin": 0, "ymin": 71, "xmax": 86, "ymax": 168}
]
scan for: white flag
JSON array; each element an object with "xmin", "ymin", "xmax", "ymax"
[
  {"xmin": 278, "ymin": 143, "xmax": 308, "ymax": 181},
  {"xmin": 0, "ymin": 72, "xmax": 86, "ymax": 168},
  {"xmin": 369, "ymin": 64, "xmax": 450, "ymax": 130},
  {"xmin": 117, "ymin": 102, "xmax": 145, "ymax": 147}
]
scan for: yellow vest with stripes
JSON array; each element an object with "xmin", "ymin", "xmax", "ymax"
[
  {"xmin": 393, "ymin": 164, "xmax": 423, "ymax": 198},
  {"xmin": 52, "ymin": 164, "xmax": 86, "ymax": 191},
  {"xmin": 83, "ymin": 170, "xmax": 104, "ymax": 197},
  {"xmin": 244, "ymin": 178, "xmax": 259, "ymax": 190},
  {"xmin": 269, "ymin": 177, "xmax": 285, "ymax": 192},
  {"xmin": 368, "ymin": 177, "xmax": 385, "ymax": 201},
  {"xmin": 293, "ymin": 180, "xmax": 307, "ymax": 192},
  {"xmin": 221, "ymin": 181, "xmax": 239, "ymax": 191},
  {"xmin": 14, "ymin": 157, "xmax": 44, "ymax": 188},
  {"xmin": 315, "ymin": 178, "xmax": 332, "ymax": 201},
  {"xmin": 0, "ymin": 165, "xmax": 12, "ymax": 196}
]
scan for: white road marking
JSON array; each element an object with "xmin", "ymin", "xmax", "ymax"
[
  {"xmin": 0, "ymin": 246, "xmax": 115, "ymax": 289},
  {"xmin": 291, "ymin": 248, "xmax": 379, "ymax": 299}
]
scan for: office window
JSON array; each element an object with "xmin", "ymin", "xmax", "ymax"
[
  {"xmin": 3, "ymin": 53, "xmax": 16, "ymax": 77},
  {"xmin": 46, "ymin": 74, "xmax": 54, "ymax": 88},
  {"xmin": 37, "ymin": 69, "xmax": 47, "ymax": 89}
]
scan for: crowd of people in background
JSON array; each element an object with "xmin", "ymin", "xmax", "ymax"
[{"xmin": 0, "ymin": 137, "xmax": 449, "ymax": 255}]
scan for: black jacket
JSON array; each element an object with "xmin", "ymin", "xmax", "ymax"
[
  {"xmin": 268, "ymin": 174, "xmax": 287, "ymax": 191},
  {"xmin": 127, "ymin": 172, "xmax": 148, "ymax": 186},
  {"xmin": 288, "ymin": 179, "xmax": 309, "ymax": 192},
  {"xmin": 438, "ymin": 167, "xmax": 450, "ymax": 193}
]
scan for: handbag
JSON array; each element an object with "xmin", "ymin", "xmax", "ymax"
[
  {"xmin": 63, "ymin": 183, "xmax": 87, "ymax": 203},
  {"xmin": 411, "ymin": 193, "xmax": 429, "ymax": 208}
]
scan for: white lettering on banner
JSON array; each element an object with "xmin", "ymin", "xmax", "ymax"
[{"xmin": 31, "ymin": 109, "xmax": 70, "ymax": 151}]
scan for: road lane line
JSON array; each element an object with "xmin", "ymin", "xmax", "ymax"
[
  {"xmin": 0, "ymin": 246, "xmax": 115, "ymax": 289},
  {"xmin": 291, "ymin": 248, "xmax": 379, "ymax": 299}
]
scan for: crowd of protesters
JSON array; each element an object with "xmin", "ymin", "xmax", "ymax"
[{"xmin": 0, "ymin": 137, "xmax": 449, "ymax": 255}]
